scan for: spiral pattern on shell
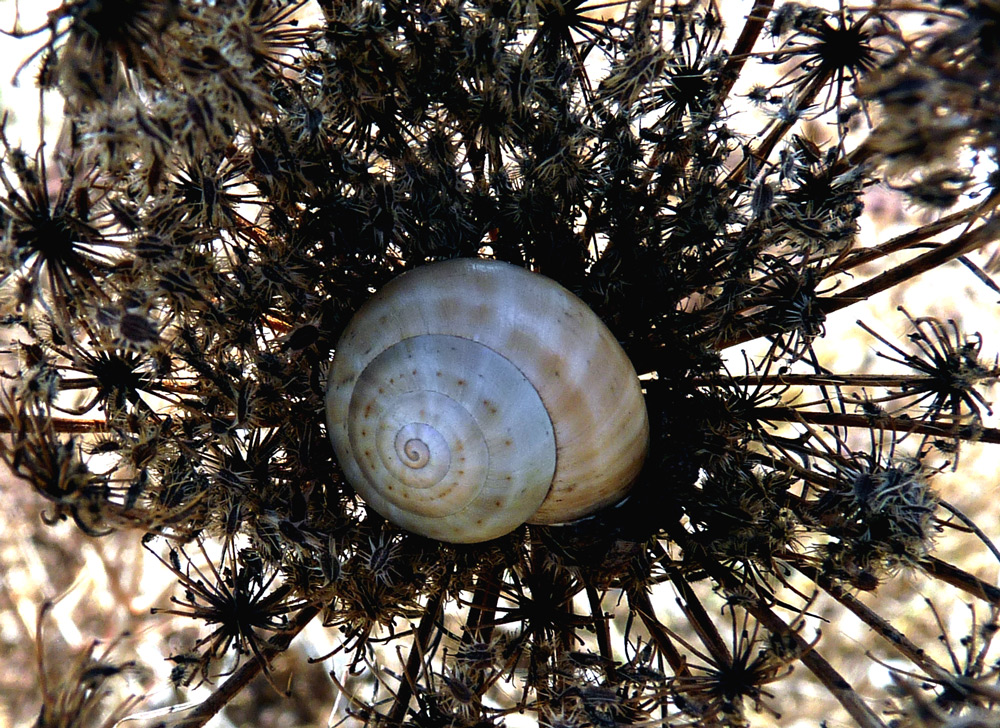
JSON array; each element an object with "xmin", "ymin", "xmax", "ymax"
[{"xmin": 325, "ymin": 258, "xmax": 649, "ymax": 543}]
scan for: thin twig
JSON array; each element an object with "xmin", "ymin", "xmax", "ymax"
[
  {"xmin": 667, "ymin": 565, "xmax": 734, "ymax": 666},
  {"xmin": 664, "ymin": 522, "xmax": 888, "ymax": 728},
  {"xmin": 747, "ymin": 597, "xmax": 887, "ymax": 728},
  {"xmin": 920, "ymin": 557, "xmax": 1000, "ymax": 605},
  {"xmin": 795, "ymin": 562, "xmax": 954, "ymax": 684},
  {"xmin": 712, "ymin": 0, "xmax": 775, "ymax": 111},
  {"xmin": 818, "ymin": 218, "xmax": 1000, "ymax": 317},
  {"xmin": 626, "ymin": 584, "xmax": 688, "ymax": 674},
  {"xmin": 174, "ymin": 604, "xmax": 321, "ymax": 728},
  {"xmin": 462, "ymin": 562, "xmax": 503, "ymax": 645},
  {"xmin": 0, "ymin": 415, "xmax": 108, "ymax": 434},
  {"xmin": 388, "ymin": 586, "xmax": 447, "ymax": 725},
  {"xmin": 751, "ymin": 406, "xmax": 1000, "ymax": 444},
  {"xmin": 695, "ymin": 373, "xmax": 955, "ymax": 388},
  {"xmin": 832, "ymin": 205, "xmax": 984, "ymax": 274},
  {"xmin": 585, "ymin": 582, "xmax": 614, "ymax": 665}
]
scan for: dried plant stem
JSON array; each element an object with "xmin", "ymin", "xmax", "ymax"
[
  {"xmin": 796, "ymin": 563, "xmax": 955, "ymax": 683},
  {"xmin": 714, "ymin": 0, "xmax": 776, "ymax": 109},
  {"xmin": 585, "ymin": 583, "xmax": 614, "ymax": 664},
  {"xmin": 698, "ymin": 373, "xmax": 967, "ymax": 388},
  {"xmin": 819, "ymin": 219, "xmax": 1000, "ymax": 317},
  {"xmin": 836, "ymin": 205, "xmax": 985, "ymax": 273},
  {"xmin": 388, "ymin": 586, "xmax": 447, "ymax": 725},
  {"xmin": 462, "ymin": 563, "xmax": 503, "ymax": 644},
  {"xmin": 667, "ymin": 565, "xmax": 736, "ymax": 666},
  {"xmin": 751, "ymin": 407, "xmax": 1000, "ymax": 444},
  {"xmin": 919, "ymin": 557, "xmax": 1000, "ymax": 605},
  {"xmin": 174, "ymin": 604, "xmax": 320, "ymax": 728},
  {"xmin": 666, "ymin": 524, "xmax": 887, "ymax": 728},
  {"xmin": 642, "ymin": 0, "xmax": 775, "ymax": 191},
  {"xmin": 748, "ymin": 598, "xmax": 888, "ymax": 728},
  {"xmin": 718, "ymin": 216, "xmax": 1000, "ymax": 350},
  {"xmin": 936, "ymin": 500, "xmax": 1000, "ymax": 566},
  {"xmin": 0, "ymin": 416, "xmax": 108, "ymax": 434},
  {"xmin": 626, "ymin": 585, "xmax": 688, "ymax": 674},
  {"xmin": 726, "ymin": 68, "xmax": 838, "ymax": 189}
]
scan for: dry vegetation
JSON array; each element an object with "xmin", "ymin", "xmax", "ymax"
[{"xmin": 2, "ymin": 1, "xmax": 1000, "ymax": 727}]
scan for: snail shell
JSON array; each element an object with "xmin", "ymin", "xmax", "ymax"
[{"xmin": 325, "ymin": 258, "xmax": 649, "ymax": 543}]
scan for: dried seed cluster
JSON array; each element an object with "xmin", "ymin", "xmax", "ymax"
[{"xmin": 2, "ymin": 0, "xmax": 1000, "ymax": 726}]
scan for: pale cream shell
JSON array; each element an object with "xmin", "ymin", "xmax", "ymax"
[{"xmin": 325, "ymin": 258, "xmax": 649, "ymax": 543}]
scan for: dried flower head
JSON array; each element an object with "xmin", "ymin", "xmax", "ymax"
[{"xmin": 2, "ymin": 0, "xmax": 1000, "ymax": 726}]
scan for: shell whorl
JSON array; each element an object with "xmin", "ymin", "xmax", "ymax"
[{"xmin": 325, "ymin": 258, "xmax": 649, "ymax": 543}]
